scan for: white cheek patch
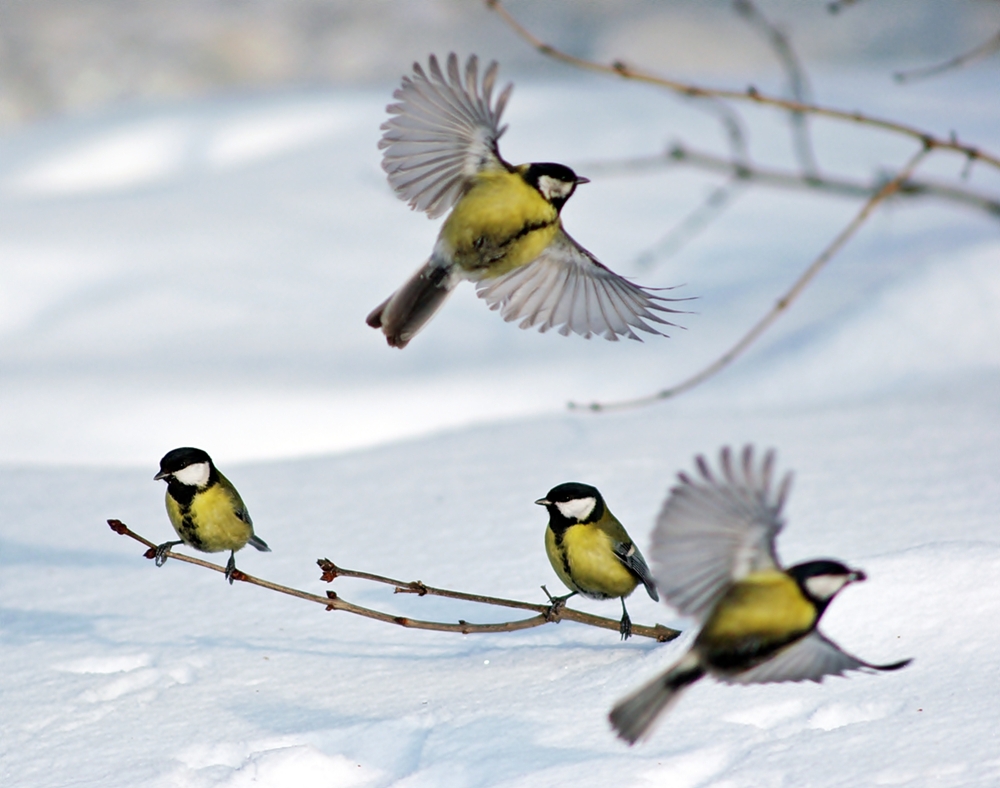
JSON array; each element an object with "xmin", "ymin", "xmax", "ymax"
[
  {"xmin": 537, "ymin": 175, "xmax": 572, "ymax": 202},
  {"xmin": 556, "ymin": 497, "xmax": 597, "ymax": 522},
  {"xmin": 172, "ymin": 462, "xmax": 211, "ymax": 487},
  {"xmin": 805, "ymin": 573, "xmax": 851, "ymax": 601}
]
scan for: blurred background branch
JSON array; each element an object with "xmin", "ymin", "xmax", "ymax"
[
  {"xmin": 826, "ymin": 0, "xmax": 867, "ymax": 14},
  {"xmin": 487, "ymin": 0, "xmax": 998, "ymax": 407},
  {"xmin": 581, "ymin": 144, "xmax": 1000, "ymax": 272},
  {"xmin": 571, "ymin": 145, "xmax": 932, "ymax": 411},
  {"xmin": 894, "ymin": 28, "xmax": 1000, "ymax": 83},
  {"xmin": 0, "ymin": 1, "xmax": 997, "ymax": 127},
  {"xmin": 733, "ymin": 0, "xmax": 818, "ymax": 178},
  {"xmin": 487, "ymin": 0, "xmax": 1000, "ymax": 170}
]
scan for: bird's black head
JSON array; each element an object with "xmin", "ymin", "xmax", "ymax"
[
  {"xmin": 155, "ymin": 446, "xmax": 216, "ymax": 488},
  {"xmin": 535, "ymin": 482, "xmax": 605, "ymax": 528},
  {"xmin": 522, "ymin": 162, "xmax": 589, "ymax": 212},
  {"xmin": 787, "ymin": 559, "xmax": 865, "ymax": 614}
]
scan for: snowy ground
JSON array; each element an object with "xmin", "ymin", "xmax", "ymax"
[{"xmin": 1, "ymin": 62, "xmax": 999, "ymax": 787}]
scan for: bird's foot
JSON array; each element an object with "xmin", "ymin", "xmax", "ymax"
[
  {"xmin": 224, "ymin": 553, "xmax": 238, "ymax": 585},
  {"xmin": 619, "ymin": 611, "xmax": 633, "ymax": 641},
  {"xmin": 153, "ymin": 541, "xmax": 182, "ymax": 567},
  {"xmin": 541, "ymin": 585, "xmax": 574, "ymax": 621}
]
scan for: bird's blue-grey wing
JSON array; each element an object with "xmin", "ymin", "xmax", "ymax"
[
  {"xmin": 379, "ymin": 53, "xmax": 511, "ymax": 219},
  {"xmin": 650, "ymin": 446, "xmax": 790, "ymax": 623},
  {"xmin": 719, "ymin": 630, "xmax": 912, "ymax": 684},
  {"xmin": 475, "ymin": 228, "xmax": 686, "ymax": 341}
]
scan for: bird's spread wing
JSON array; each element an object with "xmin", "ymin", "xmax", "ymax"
[
  {"xmin": 613, "ymin": 541, "xmax": 660, "ymax": 602},
  {"xmin": 474, "ymin": 229, "xmax": 685, "ymax": 341},
  {"xmin": 720, "ymin": 630, "xmax": 912, "ymax": 685},
  {"xmin": 379, "ymin": 53, "xmax": 512, "ymax": 219},
  {"xmin": 651, "ymin": 446, "xmax": 790, "ymax": 622}
]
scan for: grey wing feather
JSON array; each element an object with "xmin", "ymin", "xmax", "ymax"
[
  {"xmin": 235, "ymin": 503, "xmax": 252, "ymax": 527},
  {"xmin": 232, "ymin": 494, "xmax": 253, "ymax": 527},
  {"xmin": 218, "ymin": 472, "xmax": 270, "ymax": 552},
  {"xmin": 614, "ymin": 542, "xmax": 660, "ymax": 602},
  {"xmin": 232, "ymin": 494, "xmax": 271, "ymax": 552},
  {"xmin": 475, "ymin": 229, "xmax": 686, "ymax": 341},
  {"xmin": 720, "ymin": 631, "xmax": 912, "ymax": 685},
  {"xmin": 218, "ymin": 472, "xmax": 252, "ymax": 526},
  {"xmin": 379, "ymin": 53, "xmax": 512, "ymax": 218},
  {"xmin": 651, "ymin": 446, "xmax": 791, "ymax": 622}
]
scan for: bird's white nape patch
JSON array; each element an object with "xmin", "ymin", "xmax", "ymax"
[
  {"xmin": 804, "ymin": 573, "xmax": 852, "ymax": 601},
  {"xmin": 172, "ymin": 461, "xmax": 211, "ymax": 488},
  {"xmin": 536, "ymin": 174, "xmax": 574, "ymax": 203},
  {"xmin": 555, "ymin": 496, "xmax": 597, "ymax": 522}
]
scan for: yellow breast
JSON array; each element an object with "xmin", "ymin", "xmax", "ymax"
[
  {"xmin": 698, "ymin": 571, "xmax": 816, "ymax": 646},
  {"xmin": 546, "ymin": 524, "xmax": 638, "ymax": 600},
  {"xmin": 166, "ymin": 484, "xmax": 253, "ymax": 554},
  {"xmin": 441, "ymin": 170, "xmax": 559, "ymax": 277}
]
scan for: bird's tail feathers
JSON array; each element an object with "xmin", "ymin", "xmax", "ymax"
[
  {"xmin": 609, "ymin": 653, "xmax": 704, "ymax": 745},
  {"xmin": 366, "ymin": 258, "xmax": 460, "ymax": 348},
  {"xmin": 248, "ymin": 534, "xmax": 271, "ymax": 552}
]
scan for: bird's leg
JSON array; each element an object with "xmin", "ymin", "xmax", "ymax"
[
  {"xmin": 541, "ymin": 585, "xmax": 576, "ymax": 604},
  {"xmin": 153, "ymin": 540, "xmax": 183, "ymax": 567},
  {"xmin": 619, "ymin": 598, "xmax": 633, "ymax": 641},
  {"xmin": 224, "ymin": 552, "xmax": 238, "ymax": 584},
  {"xmin": 541, "ymin": 585, "xmax": 576, "ymax": 621}
]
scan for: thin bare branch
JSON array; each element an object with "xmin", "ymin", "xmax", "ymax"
[
  {"xmin": 485, "ymin": 0, "xmax": 1000, "ymax": 171},
  {"xmin": 108, "ymin": 520, "xmax": 680, "ymax": 642},
  {"xmin": 634, "ymin": 177, "xmax": 748, "ymax": 269},
  {"xmin": 570, "ymin": 145, "xmax": 931, "ymax": 412},
  {"xmin": 733, "ymin": 0, "xmax": 819, "ymax": 177},
  {"xmin": 827, "ymin": 0, "xmax": 866, "ymax": 15},
  {"xmin": 577, "ymin": 143, "xmax": 1000, "ymax": 221},
  {"xmin": 894, "ymin": 29, "xmax": 1000, "ymax": 83},
  {"xmin": 684, "ymin": 95, "xmax": 749, "ymax": 166},
  {"xmin": 317, "ymin": 559, "xmax": 678, "ymax": 640}
]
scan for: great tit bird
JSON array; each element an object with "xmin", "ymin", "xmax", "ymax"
[
  {"xmin": 153, "ymin": 447, "xmax": 270, "ymax": 584},
  {"xmin": 536, "ymin": 482, "xmax": 659, "ymax": 640},
  {"xmin": 609, "ymin": 446, "xmax": 910, "ymax": 744},
  {"xmin": 367, "ymin": 53, "xmax": 685, "ymax": 348}
]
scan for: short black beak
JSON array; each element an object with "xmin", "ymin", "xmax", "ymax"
[
  {"xmin": 534, "ymin": 498, "xmax": 550, "ymax": 506},
  {"xmin": 851, "ymin": 569, "xmax": 867, "ymax": 582},
  {"xmin": 154, "ymin": 470, "xmax": 169, "ymax": 481},
  {"xmin": 575, "ymin": 176, "xmax": 590, "ymax": 185}
]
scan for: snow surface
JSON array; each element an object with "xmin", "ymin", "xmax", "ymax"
[{"xmin": 1, "ymin": 66, "xmax": 999, "ymax": 787}]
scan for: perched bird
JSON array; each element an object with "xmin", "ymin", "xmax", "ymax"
[
  {"xmin": 536, "ymin": 482, "xmax": 659, "ymax": 640},
  {"xmin": 609, "ymin": 446, "xmax": 910, "ymax": 744},
  {"xmin": 153, "ymin": 447, "xmax": 270, "ymax": 584},
  {"xmin": 367, "ymin": 52, "xmax": 684, "ymax": 348}
]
